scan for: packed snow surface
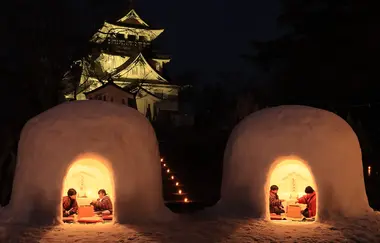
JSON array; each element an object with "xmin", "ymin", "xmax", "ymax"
[
  {"xmin": 1, "ymin": 100, "xmax": 174, "ymax": 225},
  {"xmin": 1, "ymin": 213, "xmax": 380, "ymax": 242},
  {"xmin": 217, "ymin": 105, "xmax": 372, "ymax": 219}
]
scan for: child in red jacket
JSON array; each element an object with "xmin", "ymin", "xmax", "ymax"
[{"xmin": 297, "ymin": 186, "xmax": 317, "ymax": 218}]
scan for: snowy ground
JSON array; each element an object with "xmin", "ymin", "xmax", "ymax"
[{"xmin": 1, "ymin": 213, "xmax": 380, "ymax": 243}]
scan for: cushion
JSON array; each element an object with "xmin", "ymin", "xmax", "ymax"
[
  {"xmin": 77, "ymin": 217, "xmax": 103, "ymax": 223},
  {"xmin": 270, "ymin": 217, "xmax": 283, "ymax": 220},
  {"xmin": 62, "ymin": 216, "xmax": 74, "ymax": 222},
  {"xmin": 102, "ymin": 215, "xmax": 113, "ymax": 220},
  {"xmin": 270, "ymin": 214, "xmax": 284, "ymax": 220}
]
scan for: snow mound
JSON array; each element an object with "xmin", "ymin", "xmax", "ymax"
[
  {"xmin": 216, "ymin": 105, "xmax": 372, "ymax": 220},
  {"xmin": 2, "ymin": 100, "xmax": 174, "ymax": 225}
]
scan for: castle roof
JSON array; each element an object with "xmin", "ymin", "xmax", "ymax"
[{"xmin": 116, "ymin": 9, "xmax": 149, "ymax": 28}]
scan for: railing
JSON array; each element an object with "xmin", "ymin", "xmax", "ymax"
[
  {"xmin": 104, "ymin": 39, "xmax": 151, "ymax": 54},
  {"xmin": 106, "ymin": 38, "xmax": 150, "ymax": 48}
]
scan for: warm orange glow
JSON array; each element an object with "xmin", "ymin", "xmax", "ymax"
[
  {"xmin": 160, "ymin": 158, "xmax": 164, "ymax": 162},
  {"xmin": 171, "ymin": 176, "xmax": 174, "ymax": 180},
  {"xmin": 166, "ymin": 169, "xmax": 170, "ymax": 173},
  {"xmin": 175, "ymin": 182, "xmax": 179, "ymax": 186},
  {"xmin": 266, "ymin": 157, "xmax": 317, "ymax": 222},
  {"xmin": 163, "ymin": 163, "xmax": 166, "ymax": 167},
  {"xmin": 62, "ymin": 155, "xmax": 115, "ymax": 209},
  {"xmin": 269, "ymin": 159, "xmax": 316, "ymax": 200},
  {"xmin": 368, "ymin": 166, "xmax": 372, "ymax": 176},
  {"xmin": 184, "ymin": 198, "xmax": 188, "ymax": 202},
  {"xmin": 178, "ymin": 190, "xmax": 182, "ymax": 194}
]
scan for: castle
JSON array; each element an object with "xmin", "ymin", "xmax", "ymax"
[{"xmin": 66, "ymin": 6, "xmax": 179, "ymax": 121}]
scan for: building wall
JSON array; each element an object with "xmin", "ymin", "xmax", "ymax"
[
  {"xmin": 85, "ymin": 85, "xmax": 135, "ymax": 108},
  {"xmin": 136, "ymin": 95, "xmax": 159, "ymax": 120}
]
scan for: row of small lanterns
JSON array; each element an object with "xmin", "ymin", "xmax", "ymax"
[{"xmin": 160, "ymin": 158, "xmax": 190, "ymax": 203}]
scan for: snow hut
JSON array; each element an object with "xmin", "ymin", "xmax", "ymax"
[
  {"xmin": 5, "ymin": 100, "xmax": 174, "ymax": 225},
  {"xmin": 218, "ymin": 105, "xmax": 372, "ymax": 220}
]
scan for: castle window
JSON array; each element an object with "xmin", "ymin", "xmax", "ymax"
[
  {"xmin": 103, "ymin": 95, "xmax": 107, "ymax": 101},
  {"xmin": 110, "ymin": 97, "xmax": 114, "ymax": 102},
  {"xmin": 122, "ymin": 99, "xmax": 125, "ymax": 104},
  {"xmin": 128, "ymin": 35, "xmax": 136, "ymax": 41},
  {"xmin": 139, "ymin": 36, "xmax": 146, "ymax": 41},
  {"xmin": 116, "ymin": 33, "xmax": 124, "ymax": 39}
]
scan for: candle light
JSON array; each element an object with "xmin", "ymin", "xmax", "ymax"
[
  {"xmin": 368, "ymin": 166, "xmax": 372, "ymax": 176},
  {"xmin": 159, "ymin": 156, "xmax": 192, "ymax": 202}
]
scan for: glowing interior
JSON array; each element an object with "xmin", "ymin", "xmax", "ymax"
[
  {"xmin": 267, "ymin": 158, "xmax": 317, "ymax": 219},
  {"xmin": 63, "ymin": 156, "xmax": 114, "ymax": 207}
]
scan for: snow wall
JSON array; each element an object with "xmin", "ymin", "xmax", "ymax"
[
  {"xmin": 4, "ymin": 100, "xmax": 174, "ymax": 225},
  {"xmin": 217, "ymin": 105, "xmax": 372, "ymax": 220}
]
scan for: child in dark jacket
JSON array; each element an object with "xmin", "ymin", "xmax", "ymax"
[
  {"xmin": 62, "ymin": 188, "xmax": 78, "ymax": 217},
  {"xmin": 269, "ymin": 185, "xmax": 285, "ymax": 215}
]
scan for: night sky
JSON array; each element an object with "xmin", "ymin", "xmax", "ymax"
[
  {"xmin": 131, "ymin": 0, "xmax": 281, "ymax": 78},
  {"xmin": 3, "ymin": 0, "xmax": 280, "ymax": 82}
]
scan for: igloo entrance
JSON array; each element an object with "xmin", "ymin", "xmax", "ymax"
[
  {"xmin": 267, "ymin": 158, "xmax": 317, "ymax": 221},
  {"xmin": 62, "ymin": 155, "xmax": 115, "ymax": 223}
]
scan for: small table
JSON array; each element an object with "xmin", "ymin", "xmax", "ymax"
[{"xmin": 287, "ymin": 204, "xmax": 302, "ymax": 218}]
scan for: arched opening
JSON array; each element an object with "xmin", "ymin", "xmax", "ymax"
[
  {"xmin": 265, "ymin": 157, "xmax": 318, "ymax": 223},
  {"xmin": 61, "ymin": 154, "xmax": 115, "ymax": 224}
]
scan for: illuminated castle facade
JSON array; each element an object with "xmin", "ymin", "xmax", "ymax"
[{"xmin": 68, "ymin": 8, "xmax": 179, "ymax": 120}]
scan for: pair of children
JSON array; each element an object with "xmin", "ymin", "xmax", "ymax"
[
  {"xmin": 269, "ymin": 185, "xmax": 317, "ymax": 218},
  {"xmin": 62, "ymin": 188, "xmax": 113, "ymax": 217}
]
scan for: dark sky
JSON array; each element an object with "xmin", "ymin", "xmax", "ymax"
[
  {"xmin": 3, "ymin": 0, "xmax": 280, "ymax": 82},
  {"xmin": 131, "ymin": 0, "xmax": 281, "ymax": 78}
]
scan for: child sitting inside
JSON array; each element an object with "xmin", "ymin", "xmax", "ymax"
[
  {"xmin": 62, "ymin": 188, "xmax": 78, "ymax": 217},
  {"xmin": 269, "ymin": 185, "xmax": 285, "ymax": 215},
  {"xmin": 297, "ymin": 186, "xmax": 317, "ymax": 218},
  {"xmin": 90, "ymin": 189, "xmax": 113, "ymax": 215}
]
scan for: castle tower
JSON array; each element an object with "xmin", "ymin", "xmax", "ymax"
[{"xmin": 71, "ymin": 6, "xmax": 179, "ymax": 120}]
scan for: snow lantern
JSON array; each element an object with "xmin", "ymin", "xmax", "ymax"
[
  {"xmin": 5, "ymin": 100, "xmax": 174, "ymax": 225},
  {"xmin": 217, "ymin": 105, "xmax": 372, "ymax": 220}
]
